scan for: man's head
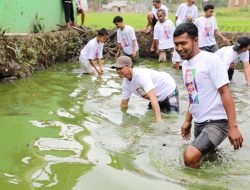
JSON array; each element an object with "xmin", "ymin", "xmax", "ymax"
[
  {"xmin": 113, "ymin": 16, "xmax": 124, "ymax": 29},
  {"xmin": 153, "ymin": 0, "xmax": 161, "ymax": 9},
  {"xmin": 97, "ymin": 28, "xmax": 109, "ymax": 43},
  {"xmin": 187, "ymin": 0, "xmax": 195, "ymax": 6},
  {"xmin": 204, "ymin": 4, "xmax": 214, "ymax": 18},
  {"xmin": 233, "ymin": 36, "xmax": 250, "ymax": 53},
  {"xmin": 173, "ymin": 23, "xmax": 199, "ymax": 60},
  {"xmin": 156, "ymin": 9, "xmax": 166, "ymax": 23},
  {"xmin": 111, "ymin": 56, "xmax": 133, "ymax": 78}
]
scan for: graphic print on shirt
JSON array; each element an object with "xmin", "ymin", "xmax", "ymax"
[
  {"xmin": 121, "ymin": 32, "xmax": 129, "ymax": 47},
  {"xmin": 185, "ymin": 69, "xmax": 199, "ymax": 104},
  {"xmin": 163, "ymin": 24, "xmax": 170, "ymax": 39},
  {"xmin": 94, "ymin": 48, "xmax": 99, "ymax": 59},
  {"xmin": 230, "ymin": 56, "xmax": 241, "ymax": 68},
  {"xmin": 204, "ymin": 21, "xmax": 212, "ymax": 37},
  {"xmin": 136, "ymin": 87, "xmax": 146, "ymax": 98}
]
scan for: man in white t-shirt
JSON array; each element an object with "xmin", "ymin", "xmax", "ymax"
[
  {"xmin": 175, "ymin": 0, "xmax": 198, "ymax": 26},
  {"xmin": 194, "ymin": 4, "xmax": 230, "ymax": 53},
  {"xmin": 113, "ymin": 16, "xmax": 139, "ymax": 63},
  {"xmin": 145, "ymin": 0, "xmax": 169, "ymax": 33},
  {"xmin": 173, "ymin": 23, "xmax": 243, "ymax": 168},
  {"xmin": 215, "ymin": 37, "xmax": 250, "ymax": 84},
  {"xmin": 154, "ymin": 9, "xmax": 175, "ymax": 62},
  {"xmin": 79, "ymin": 28, "xmax": 108, "ymax": 76},
  {"xmin": 76, "ymin": 0, "xmax": 85, "ymax": 30},
  {"xmin": 111, "ymin": 56, "xmax": 179, "ymax": 122}
]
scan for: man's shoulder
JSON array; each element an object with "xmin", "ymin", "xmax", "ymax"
[{"xmin": 125, "ymin": 25, "xmax": 135, "ymax": 31}]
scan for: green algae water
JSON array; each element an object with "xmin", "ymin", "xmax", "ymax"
[{"xmin": 0, "ymin": 59, "xmax": 250, "ymax": 190}]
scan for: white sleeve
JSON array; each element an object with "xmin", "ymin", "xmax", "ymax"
[
  {"xmin": 241, "ymin": 51, "xmax": 249, "ymax": 62},
  {"xmin": 209, "ymin": 55, "xmax": 229, "ymax": 89},
  {"xmin": 153, "ymin": 25, "xmax": 159, "ymax": 40},
  {"xmin": 139, "ymin": 75, "xmax": 155, "ymax": 94},
  {"xmin": 122, "ymin": 81, "xmax": 132, "ymax": 99},
  {"xmin": 98, "ymin": 44, "xmax": 104, "ymax": 59},
  {"xmin": 129, "ymin": 27, "xmax": 136, "ymax": 40},
  {"xmin": 164, "ymin": 5, "xmax": 168, "ymax": 16},
  {"xmin": 117, "ymin": 31, "xmax": 121, "ymax": 44},
  {"xmin": 193, "ymin": 7, "xmax": 198, "ymax": 20},
  {"xmin": 175, "ymin": 5, "xmax": 181, "ymax": 16},
  {"xmin": 214, "ymin": 17, "xmax": 218, "ymax": 30}
]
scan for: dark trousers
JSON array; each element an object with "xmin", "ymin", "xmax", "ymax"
[
  {"xmin": 228, "ymin": 68, "xmax": 234, "ymax": 80},
  {"xmin": 63, "ymin": 1, "xmax": 74, "ymax": 23}
]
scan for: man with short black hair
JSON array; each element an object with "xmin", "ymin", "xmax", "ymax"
[
  {"xmin": 79, "ymin": 28, "xmax": 108, "ymax": 76},
  {"xmin": 111, "ymin": 56, "xmax": 179, "ymax": 122},
  {"xmin": 194, "ymin": 4, "xmax": 230, "ymax": 52},
  {"xmin": 216, "ymin": 36, "xmax": 250, "ymax": 84},
  {"xmin": 174, "ymin": 23, "xmax": 243, "ymax": 168},
  {"xmin": 113, "ymin": 16, "xmax": 139, "ymax": 63}
]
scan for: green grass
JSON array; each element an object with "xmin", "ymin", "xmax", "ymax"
[{"xmin": 77, "ymin": 7, "xmax": 250, "ymax": 32}]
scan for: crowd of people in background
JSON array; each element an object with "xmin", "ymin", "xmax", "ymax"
[{"xmin": 70, "ymin": 0, "xmax": 249, "ymax": 169}]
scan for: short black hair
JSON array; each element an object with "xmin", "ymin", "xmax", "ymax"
[
  {"xmin": 113, "ymin": 16, "xmax": 123, "ymax": 24},
  {"xmin": 157, "ymin": 9, "xmax": 166, "ymax": 16},
  {"xmin": 97, "ymin": 28, "xmax": 109, "ymax": 36},
  {"xmin": 174, "ymin": 23, "xmax": 198, "ymax": 39},
  {"xmin": 203, "ymin": 4, "xmax": 215, "ymax": 11},
  {"xmin": 153, "ymin": 0, "xmax": 161, "ymax": 3}
]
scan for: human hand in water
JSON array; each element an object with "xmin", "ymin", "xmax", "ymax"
[
  {"xmin": 228, "ymin": 126, "xmax": 243, "ymax": 150},
  {"xmin": 181, "ymin": 121, "xmax": 192, "ymax": 140}
]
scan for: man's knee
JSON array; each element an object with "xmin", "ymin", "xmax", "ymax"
[{"xmin": 183, "ymin": 145, "xmax": 202, "ymax": 168}]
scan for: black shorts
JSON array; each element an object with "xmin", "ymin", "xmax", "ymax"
[{"xmin": 191, "ymin": 119, "xmax": 228, "ymax": 155}]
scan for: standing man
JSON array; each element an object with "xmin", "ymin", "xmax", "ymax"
[
  {"xmin": 113, "ymin": 16, "xmax": 139, "ymax": 63},
  {"xmin": 215, "ymin": 36, "xmax": 250, "ymax": 84},
  {"xmin": 63, "ymin": 0, "xmax": 75, "ymax": 29},
  {"xmin": 79, "ymin": 28, "xmax": 108, "ymax": 76},
  {"xmin": 194, "ymin": 4, "xmax": 230, "ymax": 52},
  {"xmin": 111, "ymin": 56, "xmax": 179, "ymax": 122},
  {"xmin": 175, "ymin": 0, "xmax": 198, "ymax": 26},
  {"xmin": 173, "ymin": 23, "xmax": 243, "ymax": 168},
  {"xmin": 154, "ymin": 9, "xmax": 175, "ymax": 63},
  {"xmin": 145, "ymin": 0, "xmax": 169, "ymax": 33}
]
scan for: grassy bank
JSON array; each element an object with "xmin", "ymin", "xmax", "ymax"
[{"xmin": 80, "ymin": 7, "xmax": 250, "ymax": 32}]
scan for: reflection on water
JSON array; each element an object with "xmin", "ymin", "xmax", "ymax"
[{"xmin": 0, "ymin": 60, "xmax": 250, "ymax": 189}]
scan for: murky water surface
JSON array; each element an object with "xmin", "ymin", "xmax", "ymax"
[{"xmin": 0, "ymin": 59, "xmax": 249, "ymax": 190}]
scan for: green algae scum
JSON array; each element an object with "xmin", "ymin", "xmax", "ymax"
[{"xmin": 0, "ymin": 59, "xmax": 250, "ymax": 190}]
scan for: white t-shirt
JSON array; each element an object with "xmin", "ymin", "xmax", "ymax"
[
  {"xmin": 195, "ymin": 16, "xmax": 218, "ymax": 48},
  {"xmin": 215, "ymin": 45, "xmax": 250, "ymax": 69},
  {"xmin": 175, "ymin": 3, "xmax": 198, "ymax": 26},
  {"xmin": 153, "ymin": 19, "xmax": 175, "ymax": 50},
  {"xmin": 80, "ymin": 37, "xmax": 103, "ymax": 60},
  {"xmin": 152, "ymin": 4, "xmax": 169, "ymax": 20},
  {"xmin": 122, "ymin": 68, "xmax": 176, "ymax": 102},
  {"xmin": 117, "ymin": 25, "xmax": 139, "ymax": 55},
  {"xmin": 182, "ymin": 51, "xmax": 229, "ymax": 122},
  {"xmin": 172, "ymin": 50, "xmax": 183, "ymax": 66}
]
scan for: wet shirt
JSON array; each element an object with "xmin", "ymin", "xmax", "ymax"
[
  {"xmin": 215, "ymin": 45, "xmax": 249, "ymax": 69},
  {"xmin": 195, "ymin": 16, "xmax": 218, "ymax": 48},
  {"xmin": 175, "ymin": 3, "xmax": 198, "ymax": 26},
  {"xmin": 154, "ymin": 19, "xmax": 175, "ymax": 50},
  {"xmin": 152, "ymin": 4, "xmax": 169, "ymax": 20},
  {"xmin": 182, "ymin": 51, "xmax": 229, "ymax": 122},
  {"xmin": 122, "ymin": 68, "xmax": 176, "ymax": 102},
  {"xmin": 117, "ymin": 25, "xmax": 139, "ymax": 55},
  {"xmin": 80, "ymin": 37, "xmax": 104, "ymax": 60}
]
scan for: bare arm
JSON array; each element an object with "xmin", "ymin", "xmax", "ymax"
[
  {"xmin": 89, "ymin": 59, "xmax": 101, "ymax": 76},
  {"xmin": 155, "ymin": 39, "xmax": 159, "ymax": 54},
  {"xmin": 97, "ymin": 59, "xmax": 104, "ymax": 74},
  {"xmin": 181, "ymin": 109, "xmax": 193, "ymax": 140},
  {"xmin": 243, "ymin": 61, "xmax": 250, "ymax": 85},
  {"xmin": 120, "ymin": 99, "xmax": 129, "ymax": 108},
  {"xmin": 146, "ymin": 89, "xmax": 162, "ymax": 122},
  {"xmin": 218, "ymin": 84, "xmax": 243, "ymax": 149},
  {"xmin": 215, "ymin": 30, "xmax": 230, "ymax": 45},
  {"xmin": 132, "ymin": 39, "xmax": 136, "ymax": 57},
  {"xmin": 115, "ymin": 44, "xmax": 122, "ymax": 59}
]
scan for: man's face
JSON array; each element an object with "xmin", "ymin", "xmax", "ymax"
[
  {"xmin": 153, "ymin": 2, "xmax": 161, "ymax": 9},
  {"xmin": 99, "ymin": 35, "xmax": 107, "ymax": 43},
  {"xmin": 114, "ymin": 22, "xmax": 123, "ymax": 29},
  {"xmin": 187, "ymin": 0, "xmax": 195, "ymax": 5},
  {"xmin": 238, "ymin": 45, "xmax": 250, "ymax": 54},
  {"xmin": 157, "ymin": 11, "xmax": 165, "ymax": 23},
  {"xmin": 205, "ymin": 9, "xmax": 214, "ymax": 18},
  {"xmin": 174, "ymin": 33, "xmax": 198, "ymax": 60},
  {"xmin": 116, "ymin": 65, "xmax": 130, "ymax": 78}
]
